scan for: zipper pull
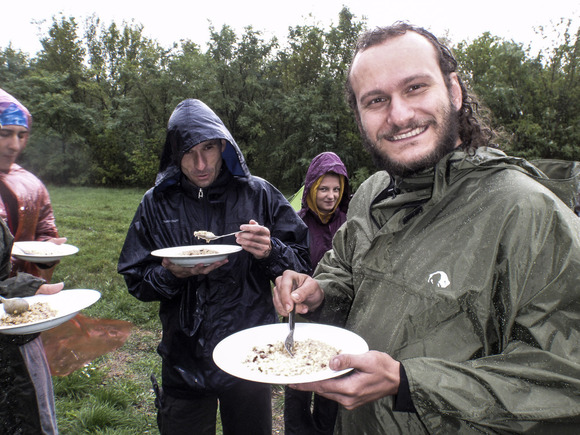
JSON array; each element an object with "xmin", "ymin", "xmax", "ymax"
[{"xmin": 198, "ymin": 188, "xmax": 204, "ymax": 199}]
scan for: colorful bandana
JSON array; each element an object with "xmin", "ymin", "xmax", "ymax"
[{"xmin": 0, "ymin": 88, "xmax": 31, "ymax": 129}]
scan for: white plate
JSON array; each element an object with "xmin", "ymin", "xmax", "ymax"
[
  {"xmin": 0, "ymin": 289, "xmax": 101, "ymax": 335},
  {"xmin": 151, "ymin": 244, "xmax": 242, "ymax": 266},
  {"xmin": 213, "ymin": 323, "xmax": 369, "ymax": 384},
  {"xmin": 12, "ymin": 241, "xmax": 79, "ymax": 264}
]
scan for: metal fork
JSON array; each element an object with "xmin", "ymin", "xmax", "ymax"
[
  {"xmin": 194, "ymin": 231, "xmax": 243, "ymax": 242},
  {"xmin": 284, "ymin": 306, "xmax": 296, "ymax": 357}
]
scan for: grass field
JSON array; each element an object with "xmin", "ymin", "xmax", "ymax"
[
  {"xmin": 46, "ymin": 186, "xmax": 285, "ymax": 434},
  {"xmin": 48, "ymin": 186, "xmax": 161, "ymax": 433}
]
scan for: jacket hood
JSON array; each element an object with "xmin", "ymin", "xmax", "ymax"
[
  {"xmin": 366, "ymin": 147, "xmax": 580, "ymax": 231},
  {"xmin": 156, "ymin": 99, "xmax": 250, "ymax": 190},
  {"xmin": 441, "ymin": 147, "xmax": 580, "ymax": 210},
  {"xmin": 300, "ymin": 152, "xmax": 350, "ymax": 215}
]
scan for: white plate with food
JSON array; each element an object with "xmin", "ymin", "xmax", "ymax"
[
  {"xmin": 213, "ymin": 323, "xmax": 369, "ymax": 384},
  {"xmin": 151, "ymin": 244, "xmax": 242, "ymax": 266},
  {"xmin": 0, "ymin": 289, "xmax": 101, "ymax": 335},
  {"xmin": 12, "ymin": 241, "xmax": 79, "ymax": 264}
]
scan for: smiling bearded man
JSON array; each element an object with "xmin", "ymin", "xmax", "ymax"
[
  {"xmin": 349, "ymin": 29, "xmax": 464, "ymax": 178},
  {"xmin": 361, "ymin": 94, "xmax": 459, "ymax": 177},
  {"xmin": 271, "ymin": 21, "xmax": 580, "ymax": 435}
]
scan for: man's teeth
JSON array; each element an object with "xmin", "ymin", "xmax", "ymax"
[{"xmin": 390, "ymin": 126, "xmax": 427, "ymax": 141}]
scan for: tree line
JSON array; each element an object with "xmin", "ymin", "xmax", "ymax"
[{"xmin": 0, "ymin": 8, "xmax": 578, "ymax": 193}]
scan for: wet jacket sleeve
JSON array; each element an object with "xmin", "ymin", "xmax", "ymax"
[
  {"xmin": 0, "ymin": 273, "xmax": 45, "ymax": 298},
  {"xmin": 255, "ymin": 187, "xmax": 311, "ymax": 279},
  {"xmin": 117, "ymin": 202, "xmax": 186, "ymax": 302},
  {"xmin": 0, "ymin": 219, "xmax": 45, "ymax": 297},
  {"xmin": 306, "ymin": 221, "xmax": 355, "ymax": 327}
]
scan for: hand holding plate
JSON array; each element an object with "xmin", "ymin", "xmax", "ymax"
[
  {"xmin": 162, "ymin": 257, "xmax": 228, "ymax": 277},
  {"xmin": 289, "ymin": 350, "xmax": 401, "ymax": 411}
]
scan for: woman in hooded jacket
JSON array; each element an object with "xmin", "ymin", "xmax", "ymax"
[
  {"xmin": 298, "ymin": 152, "xmax": 350, "ymax": 271},
  {"xmin": 285, "ymin": 152, "xmax": 350, "ymax": 435}
]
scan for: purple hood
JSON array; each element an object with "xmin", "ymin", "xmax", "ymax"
[{"xmin": 299, "ymin": 151, "xmax": 350, "ymax": 218}]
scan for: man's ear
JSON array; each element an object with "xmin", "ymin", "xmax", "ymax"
[
  {"xmin": 449, "ymin": 73, "xmax": 463, "ymax": 111},
  {"xmin": 221, "ymin": 139, "xmax": 227, "ymax": 151}
]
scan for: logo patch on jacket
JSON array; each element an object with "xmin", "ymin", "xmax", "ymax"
[{"xmin": 427, "ymin": 271, "xmax": 450, "ymax": 288}]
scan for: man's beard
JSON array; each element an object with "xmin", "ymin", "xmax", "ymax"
[{"xmin": 361, "ymin": 99, "xmax": 460, "ymax": 178}]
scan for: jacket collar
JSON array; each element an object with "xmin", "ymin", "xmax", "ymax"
[{"xmin": 180, "ymin": 165, "xmax": 232, "ymax": 200}]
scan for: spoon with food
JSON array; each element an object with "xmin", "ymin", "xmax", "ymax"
[
  {"xmin": 194, "ymin": 230, "xmax": 243, "ymax": 243},
  {"xmin": 0, "ymin": 295, "xmax": 30, "ymax": 314}
]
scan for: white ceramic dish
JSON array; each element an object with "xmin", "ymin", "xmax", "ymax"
[
  {"xmin": 0, "ymin": 289, "xmax": 101, "ymax": 335},
  {"xmin": 12, "ymin": 241, "xmax": 79, "ymax": 264},
  {"xmin": 213, "ymin": 323, "xmax": 369, "ymax": 384},
  {"xmin": 151, "ymin": 244, "xmax": 242, "ymax": 266}
]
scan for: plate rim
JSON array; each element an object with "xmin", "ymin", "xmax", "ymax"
[
  {"xmin": 12, "ymin": 241, "xmax": 79, "ymax": 261},
  {"xmin": 212, "ymin": 323, "xmax": 369, "ymax": 384},
  {"xmin": 151, "ymin": 244, "xmax": 243, "ymax": 266},
  {"xmin": 0, "ymin": 289, "xmax": 101, "ymax": 334},
  {"xmin": 151, "ymin": 244, "xmax": 242, "ymax": 258}
]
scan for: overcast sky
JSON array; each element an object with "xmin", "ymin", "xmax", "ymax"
[{"xmin": 1, "ymin": 0, "xmax": 578, "ymax": 56}]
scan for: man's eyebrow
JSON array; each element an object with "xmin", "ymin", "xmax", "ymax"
[
  {"xmin": 358, "ymin": 89, "xmax": 385, "ymax": 103},
  {"xmin": 399, "ymin": 73, "xmax": 434, "ymax": 86}
]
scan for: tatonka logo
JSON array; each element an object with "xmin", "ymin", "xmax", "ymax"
[{"xmin": 428, "ymin": 271, "xmax": 450, "ymax": 288}]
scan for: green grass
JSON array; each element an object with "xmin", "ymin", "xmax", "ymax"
[
  {"xmin": 47, "ymin": 186, "xmax": 285, "ymax": 434},
  {"xmin": 49, "ymin": 186, "xmax": 162, "ymax": 434},
  {"xmin": 49, "ymin": 186, "xmax": 159, "ymax": 329}
]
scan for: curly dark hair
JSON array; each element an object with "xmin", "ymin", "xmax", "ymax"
[{"xmin": 345, "ymin": 22, "xmax": 495, "ymax": 151}]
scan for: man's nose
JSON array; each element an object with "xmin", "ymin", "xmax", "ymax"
[
  {"xmin": 5, "ymin": 132, "xmax": 21, "ymax": 151},
  {"xmin": 387, "ymin": 96, "xmax": 414, "ymax": 126},
  {"xmin": 193, "ymin": 153, "xmax": 207, "ymax": 170}
]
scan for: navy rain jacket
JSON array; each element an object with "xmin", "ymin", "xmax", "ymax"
[{"xmin": 118, "ymin": 99, "xmax": 310, "ymax": 396}]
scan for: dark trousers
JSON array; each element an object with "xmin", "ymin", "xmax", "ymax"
[
  {"xmin": 284, "ymin": 387, "xmax": 338, "ymax": 435},
  {"xmin": 0, "ymin": 336, "xmax": 57, "ymax": 434},
  {"xmin": 157, "ymin": 380, "xmax": 272, "ymax": 435}
]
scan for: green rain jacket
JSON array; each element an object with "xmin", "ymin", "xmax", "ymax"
[{"xmin": 313, "ymin": 147, "xmax": 580, "ymax": 434}]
